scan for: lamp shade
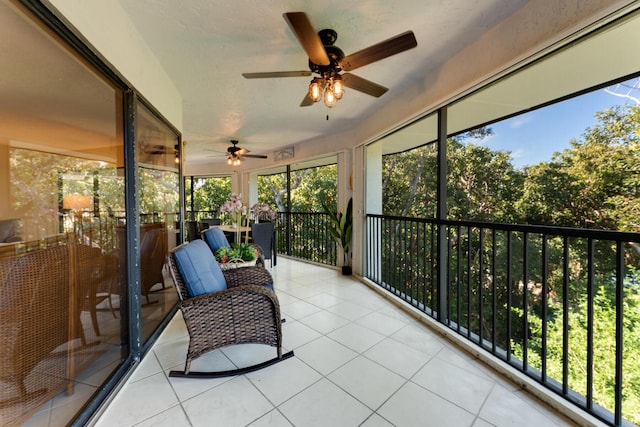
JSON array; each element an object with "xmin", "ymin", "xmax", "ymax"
[{"xmin": 63, "ymin": 195, "xmax": 91, "ymax": 210}]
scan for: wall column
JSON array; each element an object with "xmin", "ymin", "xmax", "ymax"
[{"xmin": 336, "ymin": 149, "xmax": 353, "ymax": 269}]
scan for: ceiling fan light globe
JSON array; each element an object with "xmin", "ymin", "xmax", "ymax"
[
  {"xmin": 333, "ymin": 77, "xmax": 344, "ymax": 100},
  {"xmin": 227, "ymin": 157, "xmax": 233, "ymax": 165},
  {"xmin": 324, "ymin": 87, "xmax": 337, "ymax": 108},
  {"xmin": 308, "ymin": 78, "xmax": 323, "ymax": 102}
]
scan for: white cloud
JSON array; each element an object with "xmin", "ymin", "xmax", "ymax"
[
  {"xmin": 510, "ymin": 148, "xmax": 526, "ymax": 159},
  {"xmin": 509, "ymin": 115, "xmax": 533, "ymax": 129}
]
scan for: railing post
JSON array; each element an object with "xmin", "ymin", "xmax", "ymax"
[
  {"xmin": 286, "ymin": 165, "xmax": 292, "ymax": 256},
  {"xmin": 436, "ymin": 107, "xmax": 448, "ymax": 323},
  {"xmin": 614, "ymin": 241, "xmax": 624, "ymax": 426}
]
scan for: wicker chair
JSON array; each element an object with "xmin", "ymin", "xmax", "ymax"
[
  {"xmin": 185, "ymin": 221, "xmax": 199, "ymax": 242},
  {"xmin": 75, "ymin": 244, "xmax": 118, "ymax": 338},
  {"xmin": 198, "ymin": 217, "xmax": 221, "ymax": 232},
  {"xmin": 251, "ymin": 222, "xmax": 276, "ymax": 267},
  {"xmin": 0, "ymin": 244, "xmax": 77, "ymax": 424},
  {"xmin": 167, "ymin": 240, "xmax": 293, "ymax": 378},
  {"xmin": 139, "ymin": 223, "xmax": 168, "ymax": 303}
]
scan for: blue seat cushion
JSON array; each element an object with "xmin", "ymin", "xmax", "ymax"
[
  {"xmin": 202, "ymin": 227, "xmax": 231, "ymax": 253},
  {"xmin": 173, "ymin": 240, "xmax": 227, "ymax": 296}
]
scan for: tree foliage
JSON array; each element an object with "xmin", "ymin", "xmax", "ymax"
[
  {"xmin": 187, "ymin": 176, "xmax": 231, "ymax": 216},
  {"xmin": 257, "ymin": 164, "xmax": 337, "ymax": 212},
  {"xmin": 382, "ymin": 129, "xmax": 524, "ymax": 222},
  {"xmin": 518, "ymin": 106, "xmax": 640, "ymax": 231}
]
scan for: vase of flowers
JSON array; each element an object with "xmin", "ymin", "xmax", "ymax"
[
  {"xmin": 250, "ymin": 203, "xmax": 277, "ymax": 223},
  {"xmin": 219, "ymin": 193, "xmax": 247, "ymax": 242}
]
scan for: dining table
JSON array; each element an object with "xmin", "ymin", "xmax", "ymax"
[
  {"xmin": 216, "ymin": 224, "xmax": 251, "ymax": 233},
  {"xmin": 215, "ymin": 224, "xmax": 252, "ymax": 244}
]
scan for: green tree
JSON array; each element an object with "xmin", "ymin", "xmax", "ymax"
[
  {"xmin": 517, "ymin": 105, "xmax": 640, "ymax": 233},
  {"xmin": 383, "ymin": 144, "xmax": 436, "ymax": 217},
  {"xmin": 382, "ymin": 129, "xmax": 523, "ymax": 222},
  {"xmin": 188, "ymin": 176, "xmax": 231, "ymax": 217},
  {"xmin": 447, "ymin": 138, "xmax": 524, "ymax": 222},
  {"xmin": 258, "ymin": 164, "xmax": 337, "ymax": 212}
]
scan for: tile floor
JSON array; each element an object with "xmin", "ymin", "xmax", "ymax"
[{"xmin": 94, "ymin": 258, "xmax": 577, "ymax": 427}]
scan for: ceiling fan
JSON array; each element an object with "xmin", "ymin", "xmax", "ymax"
[
  {"xmin": 142, "ymin": 144, "xmax": 177, "ymax": 155},
  {"xmin": 140, "ymin": 141, "xmax": 180, "ymax": 164},
  {"xmin": 226, "ymin": 140, "xmax": 267, "ymax": 166},
  {"xmin": 242, "ymin": 12, "xmax": 417, "ymax": 108}
]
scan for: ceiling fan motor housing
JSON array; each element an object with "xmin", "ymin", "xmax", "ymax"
[
  {"xmin": 309, "ymin": 29, "xmax": 344, "ymax": 76},
  {"xmin": 227, "ymin": 140, "xmax": 241, "ymax": 155}
]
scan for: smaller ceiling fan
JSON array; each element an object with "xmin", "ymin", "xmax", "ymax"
[
  {"xmin": 142, "ymin": 144, "xmax": 178, "ymax": 155},
  {"xmin": 140, "ymin": 141, "xmax": 180, "ymax": 164},
  {"xmin": 226, "ymin": 140, "xmax": 267, "ymax": 166}
]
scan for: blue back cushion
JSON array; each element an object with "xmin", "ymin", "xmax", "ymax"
[
  {"xmin": 202, "ymin": 227, "xmax": 230, "ymax": 253},
  {"xmin": 173, "ymin": 240, "xmax": 227, "ymax": 296}
]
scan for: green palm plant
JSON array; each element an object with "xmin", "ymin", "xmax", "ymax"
[{"xmin": 323, "ymin": 197, "xmax": 353, "ymax": 274}]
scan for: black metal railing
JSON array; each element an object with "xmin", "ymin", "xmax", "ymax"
[
  {"xmin": 184, "ymin": 210, "xmax": 218, "ymax": 222},
  {"xmin": 276, "ymin": 212, "xmax": 337, "ymax": 266},
  {"xmin": 366, "ymin": 214, "xmax": 640, "ymax": 427}
]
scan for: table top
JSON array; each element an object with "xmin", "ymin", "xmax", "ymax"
[{"xmin": 216, "ymin": 224, "xmax": 251, "ymax": 233}]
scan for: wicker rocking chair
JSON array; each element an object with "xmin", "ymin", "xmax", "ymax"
[{"xmin": 167, "ymin": 240, "xmax": 293, "ymax": 378}]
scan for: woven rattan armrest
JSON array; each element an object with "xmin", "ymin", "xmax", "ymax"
[
  {"xmin": 179, "ymin": 283, "xmax": 279, "ymax": 312},
  {"xmin": 222, "ymin": 265, "xmax": 273, "ymax": 289}
]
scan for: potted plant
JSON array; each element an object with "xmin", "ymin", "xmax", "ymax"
[
  {"xmin": 323, "ymin": 197, "xmax": 353, "ymax": 275},
  {"xmin": 215, "ymin": 243, "xmax": 258, "ymax": 267}
]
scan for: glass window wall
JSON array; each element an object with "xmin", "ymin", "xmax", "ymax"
[
  {"xmin": 0, "ymin": 1, "xmax": 126, "ymax": 424},
  {"xmin": 136, "ymin": 103, "xmax": 180, "ymax": 342}
]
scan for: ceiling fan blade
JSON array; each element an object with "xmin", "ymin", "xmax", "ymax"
[
  {"xmin": 236, "ymin": 148, "xmax": 249, "ymax": 156},
  {"xmin": 243, "ymin": 154, "xmax": 268, "ymax": 159},
  {"xmin": 342, "ymin": 73, "xmax": 388, "ymax": 97},
  {"xmin": 300, "ymin": 93, "xmax": 314, "ymax": 107},
  {"xmin": 242, "ymin": 71, "xmax": 311, "ymax": 79},
  {"xmin": 283, "ymin": 12, "xmax": 330, "ymax": 66},
  {"xmin": 340, "ymin": 31, "xmax": 417, "ymax": 71},
  {"xmin": 145, "ymin": 145, "xmax": 176, "ymax": 155}
]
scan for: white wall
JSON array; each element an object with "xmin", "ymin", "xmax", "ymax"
[{"xmin": 43, "ymin": 0, "xmax": 183, "ymax": 131}]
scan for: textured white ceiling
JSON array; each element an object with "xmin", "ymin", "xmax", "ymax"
[{"xmin": 117, "ymin": 0, "xmax": 529, "ymax": 168}]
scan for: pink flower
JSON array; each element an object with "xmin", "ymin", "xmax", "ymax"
[{"xmin": 250, "ymin": 203, "xmax": 277, "ymax": 220}]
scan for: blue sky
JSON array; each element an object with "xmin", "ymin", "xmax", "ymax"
[{"xmin": 480, "ymin": 88, "xmax": 627, "ymax": 169}]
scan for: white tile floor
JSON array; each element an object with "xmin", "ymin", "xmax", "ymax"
[{"xmin": 94, "ymin": 258, "xmax": 577, "ymax": 427}]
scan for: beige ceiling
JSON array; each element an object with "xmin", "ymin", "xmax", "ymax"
[
  {"xmin": 116, "ymin": 0, "xmax": 531, "ymax": 169},
  {"xmin": 7, "ymin": 1, "xmax": 631, "ymax": 173}
]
